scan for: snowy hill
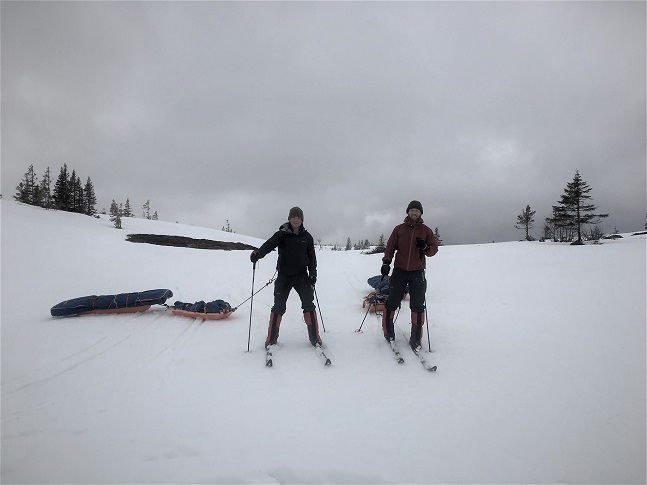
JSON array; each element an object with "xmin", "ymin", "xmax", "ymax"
[{"xmin": 2, "ymin": 200, "xmax": 645, "ymax": 484}]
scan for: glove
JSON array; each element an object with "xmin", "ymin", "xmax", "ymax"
[
  {"xmin": 309, "ymin": 274, "xmax": 317, "ymax": 286},
  {"xmin": 380, "ymin": 263, "xmax": 390, "ymax": 279},
  {"xmin": 415, "ymin": 237, "xmax": 428, "ymax": 251},
  {"xmin": 250, "ymin": 250, "xmax": 259, "ymax": 263}
]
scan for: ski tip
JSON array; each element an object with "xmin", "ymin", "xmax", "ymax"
[{"xmin": 428, "ymin": 366, "xmax": 437, "ymax": 372}]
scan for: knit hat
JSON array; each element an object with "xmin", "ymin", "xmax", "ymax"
[
  {"xmin": 288, "ymin": 207, "xmax": 304, "ymax": 220},
  {"xmin": 406, "ymin": 200, "xmax": 423, "ymax": 214}
]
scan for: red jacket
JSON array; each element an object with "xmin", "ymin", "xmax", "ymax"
[{"xmin": 383, "ymin": 217, "xmax": 438, "ymax": 271}]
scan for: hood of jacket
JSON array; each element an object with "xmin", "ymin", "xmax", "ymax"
[
  {"xmin": 403, "ymin": 215, "xmax": 425, "ymax": 226},
  {"xmin": 279, "ymin": 222, "xmax": 305, "ymax": 236}
]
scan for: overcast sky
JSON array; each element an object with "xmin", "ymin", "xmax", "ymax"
[{"xmin": 2, "ymin": 1, "xmax": 645, "ymax": 245}]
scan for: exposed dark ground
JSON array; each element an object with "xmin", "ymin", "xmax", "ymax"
[{"xmin": 126, "ymin": 234, "xmax": 257, "ymax": 251}]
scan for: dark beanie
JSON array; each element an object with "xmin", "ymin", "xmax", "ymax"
[
  {"xmin": 406, "ymin": 200, "xmax": 423, "ymax": 214},
  {"xmin": 288, "ymin": 207, "xmax": 304, "ymax": 220}
]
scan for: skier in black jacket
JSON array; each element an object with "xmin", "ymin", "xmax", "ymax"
[{"xmin": 250, "ymin": 207, "xmax": 321, "ymax": 348}]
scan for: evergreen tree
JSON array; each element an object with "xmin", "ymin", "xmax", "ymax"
[
  {"xmin": 83, "ymin": 177, "xmax": 97, "ymax": 215},
  {"xmin": 549, "ymin": 170, "xmax": 608, "ymax": 245},
  {"xmin": 346, "ymin": 237, "xmax": 352, "ymax": 250},
  {"xmin": 434, "ymin": 227, "xmax": 443, "ymax": 246},
  {"xmin": 52, "ymin": 164, "xmax": 70, "ymax": 211},
  {"xmin": 39, "ymin": 167, "xmax": 52, "ymax": 209},
  {"xmin": 142, "ymin": 199, "xmax": 151, "ymax": 219},
  {"xmin": 14, "ymin": 181, "xmax": 28, "ymax": 204},
  {"xmin": 68, "ymin": 170, "xmax": 85, "ymax": 213},
  {"xmin": 514, "ymin": 205, "xmax": 536, "ymax": 241},
  {"xmin": 14, "ymin": 164, "xmax": 40, "ymax": 205},
  {"xmin": 123, "ymin": 198, "xmax": 133, "ymax": 218},
  {"xmin": 109, "ymin": 200, "xmax": 122, "ymax": 229},
  {"xmin": 152, "ymin": 211, "xmax": 158, "ymax": 221}
]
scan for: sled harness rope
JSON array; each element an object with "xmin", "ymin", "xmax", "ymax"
[{"xmin": 233, "ymin": 269, "xmax": 278, "ymax": 311}]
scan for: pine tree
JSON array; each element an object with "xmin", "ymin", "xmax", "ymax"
[
  {"xmin": 152, "ymin": 211, "xmax": 158, "ymax": 221},
  {"xmin": 142, "ymin": 199, "xmax": 151, "ymax": 219},
  {"xmin": 109, "ymin": 200, "xmax": 122, "ymax": 229},
  {"xmin": 434, "ymin": 227, "xmax": 443, "ymax": 246},
  {"xmin": 123, "ymin": 199, "xmax": 133, "ymax": 218},
  {"xmin": 374, "ymin": 234, "xmax": 386, "ymax": 251},
  {"xmin": 549, "ymin": 170, "xmax": 608, "ymax": 245},
  {"xmin": 515, "ymin": 205, "xmax": 536, "ymax": 241},
  {"xmin": 68, "ymin": 171, "xmax": 84, "ymax": 213},
  {"xmin": 14, "ymin": 165, "xmax": 40, "ymax": 205},
  {"xmin": 14, "ymin": 181, "xmax": 28, "ymax": 203},
  {"xmin": 346, "ymin": 237, "xmax": 352, "ymax": 250},
  {"xmin": 52, "ymin": 164, "xmax": 70, "ymax": 211},
  {"xmin": 83, "ymin": 177, "xmax": 97, "ymax": 215},
  {"xmin": 39, "ymin": 167, "xmax": 52, "ymax": 209}
]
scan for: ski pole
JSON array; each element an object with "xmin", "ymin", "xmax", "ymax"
[
  {"xmin": 356, "ymin": 302, "xmax": 373, "ymax": 332},
  {"xmin": 423, "ymin": 295, "xmax": 431, "ymax": 352},
  {"xmin": 313, "ymin": 286, "xmax": 326, "ymax": 333},
  {"xmin": 423, "ymin": 270, "xmax": 431, "ymax": 352},
  {"xmin": 246, "ymin": 262, "xmax": 256, "ymax": 352}
]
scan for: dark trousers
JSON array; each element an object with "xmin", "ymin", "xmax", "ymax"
[
  {"xmin": 385, "ymin": 268, "xmax": 427, "ymax": 313},
  {"xmin": 271, "ymin": 273, "xmax": 315, "ymax": 315}
]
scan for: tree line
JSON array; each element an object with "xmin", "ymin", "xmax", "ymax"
[
  {"xmin": 13, "ymin": 164, "xmax": 158, "ymax": 228},
  {"xmin": 14, "ymin": 163, "xmax": 97, "ymax": 215},
  {"xmin": 514, "ymin": 170, "xmax": 609, "ymax": 244},
  {"xmin": 15, "ymin": 165, "xmax": 622, "ymax": 243},
  {"xmin": 108, "ymin": 198, "xmax": 158, "ymax": 229},
  {"xmin": 340, "ymin": 227, "xmax": 444, "ymax": 253}
]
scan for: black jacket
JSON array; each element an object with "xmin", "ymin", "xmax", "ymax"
[{"xmin": 256, "ymin": 223, "xmax": 317, "ymax": 277}]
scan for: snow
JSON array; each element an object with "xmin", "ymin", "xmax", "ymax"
[{"xmin": 2, "ymin": 200, "xmax": 645, "ymax": 484}]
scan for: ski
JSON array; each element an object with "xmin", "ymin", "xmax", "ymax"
[
  {"xmin": 313, "ymin": 343, "xmax": 331, "ymax": 366},
  {"xmin": 398, "ymin": 329, "xmax": 437, "ymax": 371},
  {"xmin": 388, "ymin": 339, "xmax": 405, "ymax": 364},
  {"xmin": 410, "ymin": 345, "xmax": 437, "ymax": 372},
  {"xmin": 266, "ymin": 344, "xmax": 330, "ymax": 367},
  {"xmin": 265, "ymin": 345, "xmax": 274, "ymax": 367}
]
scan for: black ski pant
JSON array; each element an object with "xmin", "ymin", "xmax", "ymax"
[
  {"xmin": 271, "ymin": 272, "xmax": 315, "ymax": 315},
  {"xmin": 385, "ymin": 268, "xmax": 427, "ymax": 313}
]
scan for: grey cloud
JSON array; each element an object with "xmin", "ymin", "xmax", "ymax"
[{"xmin": 2, "ymin": 1, "xmax": 644, "ymax": 245}]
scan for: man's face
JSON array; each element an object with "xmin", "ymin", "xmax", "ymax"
[
  {"xmin": 408, "ymin": 209, "xmax": 421, "ymax": 220},
  {"xmin": 289, "ymin": 216, "xmax": 302, "ymax": 231}
]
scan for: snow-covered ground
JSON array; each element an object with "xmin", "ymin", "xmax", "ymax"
[{"xmin": 2, "ymin": 200, "xmax": 645, "ymax": 484}]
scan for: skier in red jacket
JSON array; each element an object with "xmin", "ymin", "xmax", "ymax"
[{"xmin": 380, "ymin": 200, "xmax": 438, "ymax": 350}]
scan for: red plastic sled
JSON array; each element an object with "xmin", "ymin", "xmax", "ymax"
[{"xmin": 363, "ymin": 292, "xmax": 386, "ymax": 313}]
